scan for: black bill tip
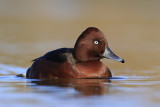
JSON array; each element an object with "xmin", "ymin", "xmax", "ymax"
[{"xmin": 121, "ymin": 59, "xmax": 125, "ymax": 63}]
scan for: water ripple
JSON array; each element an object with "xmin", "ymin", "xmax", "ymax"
[{"xmin": 0, "ymin": 64, "xmax": 26, "ymax": 75}]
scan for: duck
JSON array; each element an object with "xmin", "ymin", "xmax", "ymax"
[{"xmin": 26, "ymin": 27, "xmax": 124, "ymax": 79}]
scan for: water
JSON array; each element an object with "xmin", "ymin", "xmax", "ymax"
[
  {"xmin": 0, "ymin": 0, "xmax": 160, "ymax": 107},
  {"xmin": 1, "ymin": 65, "xmax": 160, "ymax": 107}
]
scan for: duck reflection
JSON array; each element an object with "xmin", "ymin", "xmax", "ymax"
[{"xmin": 30, "ymin": 78, "xmax": 111, "ymax": 96}]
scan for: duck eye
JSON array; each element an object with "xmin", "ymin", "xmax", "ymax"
[{"xmin": 94, "ymin": 41, "xmax": 99, "ymax": 44}]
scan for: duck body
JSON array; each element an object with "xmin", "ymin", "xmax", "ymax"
[
  {"xmin": 27, "ymin": 48, "xmax": 111, "ymax": 79},
  {"xmin": 27, "ymin": 27, "xmax": 124, "ymax": 79}
]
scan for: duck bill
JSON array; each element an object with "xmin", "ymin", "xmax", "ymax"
[{"xmin": 102, "ymin": 47, "xmax": 125, "ymax": 63}]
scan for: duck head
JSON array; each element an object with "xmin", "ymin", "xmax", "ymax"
[{"xmin": 73, "ymin": 27, "xmax": 124, "ymax": 63}]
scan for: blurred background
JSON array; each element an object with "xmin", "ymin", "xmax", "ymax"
[{"xmin": 0, "ymin": 0, "xmax": 160, "ymax": 73}]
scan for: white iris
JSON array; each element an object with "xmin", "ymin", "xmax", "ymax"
[{"xmin": 94, "ymin": 41, "xmax": 99, "ymax": 44}]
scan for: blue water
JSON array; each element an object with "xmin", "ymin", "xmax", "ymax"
[{"xmin": 0, "ymin": 64, "xmax": 160, "ymax": 107}]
